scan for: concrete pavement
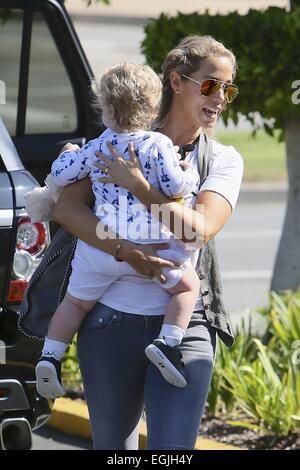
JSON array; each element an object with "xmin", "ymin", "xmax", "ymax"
[{"xmin": 239, "ymin": 181, "xmax": 287, "ymax": 203}]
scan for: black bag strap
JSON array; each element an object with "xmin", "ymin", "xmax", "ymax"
[{"xmin": 18, "ymin": 228, "xmax": 77, "ymax": 340}]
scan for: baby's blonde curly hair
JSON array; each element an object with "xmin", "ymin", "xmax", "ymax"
[{"xmin": 95, "ymin": 63, "xmax": 162, "ymax": 132}]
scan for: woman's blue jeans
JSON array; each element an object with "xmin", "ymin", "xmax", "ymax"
[{"xmin": 77, "ymin": 303, "xmax": 216, "ymax": 450}]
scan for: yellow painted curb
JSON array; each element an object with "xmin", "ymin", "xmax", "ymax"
[
  {"xmin": 48, "ymin": 398, "xmax": 91, "ymax": 440},
  {"xmin": 48, "ymin": 398, "xmax": 242, "ymax": 450}
]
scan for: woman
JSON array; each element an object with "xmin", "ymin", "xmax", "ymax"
[{"xmin": 53, "ymin": 35, "xmax": 243, "ymax": 450}]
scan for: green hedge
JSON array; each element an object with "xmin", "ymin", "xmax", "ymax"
[{"xmin": 142, "ymin": 7, "xmax": 300, "ymax": 135}]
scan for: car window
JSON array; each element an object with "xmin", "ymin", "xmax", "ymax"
[
  {"xmin": 26, "ymin": 11, "xmax": 77, "ymax": 134},
  {"xmin": 0, "ymin": 9, "xmax": 23, "ymax": 136}
]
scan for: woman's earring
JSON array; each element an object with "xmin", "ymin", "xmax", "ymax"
[{"xmin": 175, "ymin": 90, "xmax": 180, "ymax": 94}]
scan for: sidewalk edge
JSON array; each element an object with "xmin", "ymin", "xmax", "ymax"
[{"xmin": 48, "ymin": 398, "xmax": 243, "ymax": 451}]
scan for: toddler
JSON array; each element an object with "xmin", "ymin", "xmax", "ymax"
[{"xmin": 34, "ymin": 63, "xmax": 201, "ymax": 398}]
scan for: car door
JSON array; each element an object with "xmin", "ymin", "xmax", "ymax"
[{"xmin": 0, "ymin": 0, "xmax": 99, "ymax": 183}]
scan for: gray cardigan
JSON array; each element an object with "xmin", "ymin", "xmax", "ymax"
[{"xmin": 195, "ymin": 132, "xmax": 235, "ymax": 347}]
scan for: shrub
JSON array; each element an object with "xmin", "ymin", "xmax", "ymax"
[{"xmin": 208, "ymin": 290, "xmax": 300, "ymax": 435}]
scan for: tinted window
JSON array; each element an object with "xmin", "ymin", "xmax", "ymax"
[
  {"xmin": 26, "ymin": 12, "xmax": 77, "ymax": 134},
  {"xmin": 0, "ymin": 10, "xmax": 23, "ymax": 136}
]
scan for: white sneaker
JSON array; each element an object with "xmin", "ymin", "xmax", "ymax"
[{"xmin": 35, "ymin": 356, "xmax": 65, "ymax": 399}]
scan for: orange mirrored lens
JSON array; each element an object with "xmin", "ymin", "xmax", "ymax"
[
  {"xmin": 200, "ymin": 80, "xmax": 217, "ymax": 96},
  {"xmin": 200, "ymin": 79, "xmax": 238, "ymax": 103},
  {"xmin": 226, "ymin": 85, "xmax": 238, "ymax": 103}
]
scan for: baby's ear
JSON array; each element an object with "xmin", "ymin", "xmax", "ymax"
[
  {"xmin": 106, "ymin": 103, "xmax": 115, "ymax": 121},
  {"xmin": 102, "ymin": 103, "xmax": 117, "ymax": 130}
]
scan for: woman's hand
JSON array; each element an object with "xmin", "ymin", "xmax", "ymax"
[
  {"xmin": 94, "ymin": 141, "xmax": 148, "ymax": 193},
  {"xmin": 120, "ymin": 240, "xmax": 178, "ymax": 285}
]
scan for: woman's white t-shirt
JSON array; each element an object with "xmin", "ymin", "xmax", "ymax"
[{"xmin": 99, "ymin": 140, "xmax": 244, "ymax": 316}]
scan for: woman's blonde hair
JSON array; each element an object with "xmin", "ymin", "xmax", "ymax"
[
  {"xmin": 159, "ymin": 35, "xmax": 237, "ymax": 124},
  {"xmin": 95, "ymin": 63, "xmax": 162, "ymax": 132}
]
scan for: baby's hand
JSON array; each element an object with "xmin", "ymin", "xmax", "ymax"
[
  {"xmin": 60, "ymin": 142, "xmax": 80, "ymax": 153},
  {"xmin": 179, "ymin": 160, "xmax": 191, "ymax": 171},
  {"xmin": 174, "ymin": 145, "xmax": 191, "ymax": 170}
]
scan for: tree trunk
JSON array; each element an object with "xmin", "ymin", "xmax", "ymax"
[{"xmin": 271, "ymin": 115, "xmax": 300, "ymax": 292}]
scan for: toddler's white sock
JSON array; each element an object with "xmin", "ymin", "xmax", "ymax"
[
  {"xmin": 42, "ymin": 338, "xmax": 68, "ymax": 361},
  {"xmin": 159, "ymin": 324, "xmax": 185, "ymax": 347}
]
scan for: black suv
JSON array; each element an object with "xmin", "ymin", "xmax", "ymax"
[
  {"xmin": 0, "ymin": 118, "xmax": 51, "ymax": 450},
  {"xmin": 0, "ymin": 0, "xmax": 99, "ymax": 449}
]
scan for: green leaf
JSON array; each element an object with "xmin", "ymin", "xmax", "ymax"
[
  {"xmin": 252, "ymin": 339, "xmax": 281, "ymax": 388},
  {"xmin": 291, "ymin": 415, "xmax": 300, "ymax": 421},
  {"xmin": 226, "ymin": 420, "xmax": 259, "ymax": 431}
]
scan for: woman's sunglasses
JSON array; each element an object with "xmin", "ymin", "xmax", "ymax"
[{"xmin": 181, "ymin": 74, "xmax": 238, "ymax": 103}]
